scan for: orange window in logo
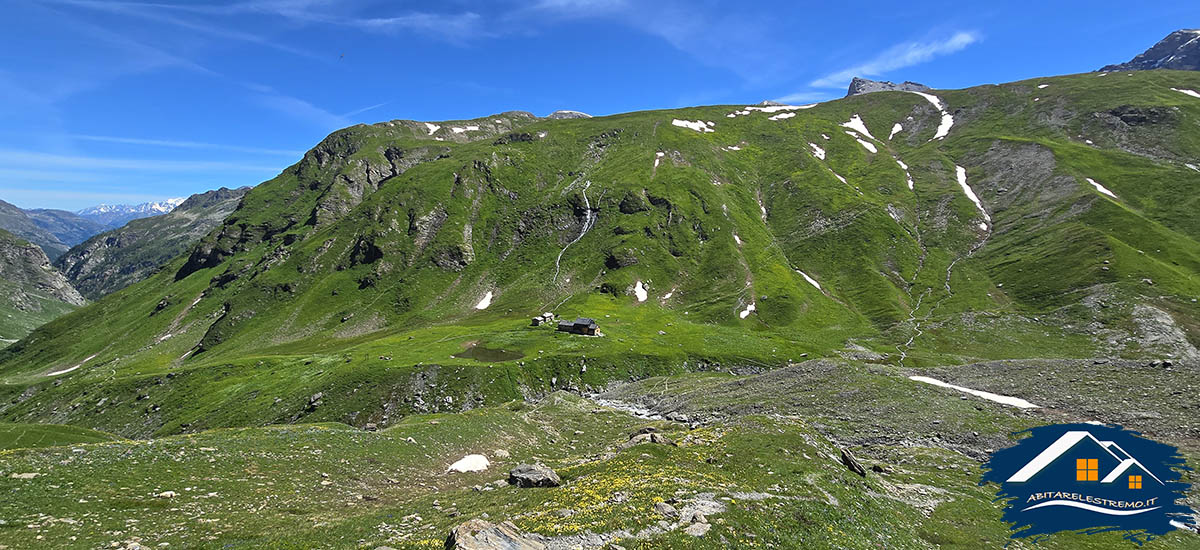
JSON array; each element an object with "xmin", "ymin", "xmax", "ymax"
[
  {"xmin": 1129, "ymin": 475, "xmax": 1143, "ymax": 489},
  {"xmin": 1076, "ymin": 458, "xmax": 1098, "ymax": 481}
]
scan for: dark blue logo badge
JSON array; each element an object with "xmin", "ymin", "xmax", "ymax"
[{"xmin": 981, "ymin": 423, "xmax": 1194, "ymax": 544}]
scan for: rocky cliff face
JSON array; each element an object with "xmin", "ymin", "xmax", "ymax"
[
  {"xmin": 0, "ymin": 230, "xmax": 85, "ymax": 307},
  {"xmin": 0, "ymin": 229, "xmax": 85, "ymax": 343},
  {"xmin": 1101, "ymin": 29, "xmax": 1200, "ymax": 72},
  {"xmin": 55, "ymin": 187, "xmax": 250, "ymax": 300},
  {"xmin": 845, "ymin": 77, "xmax": 931, "ymax": 97}
]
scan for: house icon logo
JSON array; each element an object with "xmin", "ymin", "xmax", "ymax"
[{"xmin": 981, "ymin": 423, "xmax": 1194, "ymax": 544}]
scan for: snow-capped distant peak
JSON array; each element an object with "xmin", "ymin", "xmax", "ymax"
[{"xmin": 77, "ymin": 198, "xmax": 185, "ymax": 216}]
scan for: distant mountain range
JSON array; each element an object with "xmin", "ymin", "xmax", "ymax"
[
  {"xmin": 56, "ymin": 188, "xmax": 249, "ymax": 299},
  {"xmin": 0, "ymin": 197, "xmax": 187, "ymax": 261},
  {"xmin": 76, "ymin": 198, "xmax": 187, "ymax": 229}
]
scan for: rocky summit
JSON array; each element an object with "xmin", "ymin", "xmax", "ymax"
[
  {"xmin": 1101, "ymin": 29, "xmax": 1200, "ymax": 72},
  {"xmin": 845, "ymin": 76, "xmax": 932, "ymax": 96}
]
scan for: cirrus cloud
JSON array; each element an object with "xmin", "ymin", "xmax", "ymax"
[{"xmin": 810, "ymin": 31, "xmax": 981, "ymax": 88}]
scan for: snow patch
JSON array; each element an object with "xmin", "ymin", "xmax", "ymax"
[
  {"xmin": 739, "ymin": 302, "xmax": 756, "ymax": 319},
  {"xmin": 634, "ymin": 281, "xmax": 648, "ymax": 302},
  {"xmin": 768, "ymin": 112, "xmax": 795, "ymax": 121},
  {"xmin": 908, "ymin": 376, "xmax": 1039, "ymax": 409},
  {"xmin": 840, "ymin": 115, "xmax": 878, "ymax": 141},
  {"xmin": 820, "ymin": 133, "xmax": 830, "ymax": 140},
  {"xmin": 797, "ymin": 270, "xmax": 821, "ymax": 290},
  {"xmin": 474, "ymin": 291, "xmax": 493, "ymax": 310},
  {"xmin": 909, "ymin": 92, "xmax": 954, "ymax": 140},
  {"xmin": 1171, "ymin": 88, "xmax": 1200, "ymax": 99},
  {"xmin": 662, "ymin": 289, "xmax": 675, "ymax": 300},
  {"xmin": 955, "ymin": 165, "xmax": 990, "ymax": 226},
  {"xmin": 424, "ymin": 123, "xmax": 440, "ymax": 135},
  {"xmin": 1086, "ymin": 177, "xmax": 1118, "ymax": 199},
  {"xmin": 847, "ymin": 133, "xmax": 878, "ymax": 153},
  {"xmin": 47, "ymin": 353, "xmax": 98, "ymax": 377},
  {"xmin": 1037, "ymin": 84, "xmax": 1049, "ymax": 89},
  {"xmin": 723, "ymin": 145, "xmax": 741, "ymax": 151},
  {"xmin": 747, "ymin": 105, "xmax": 803, "ymax": 113},
  {"xmin": 1187, "ymin": 163, "xmax": 1200, "ymax": 172},
  {"xmin": 450, "ymin": 125, "xmax": 480, "ymax": 134},
  {"xmin": 888, "ymin": 123, "xmax": 903, "ymax": 140},
  {"xmin": 808, "ymin": 143, "xmax": 826, "ymax": 160},
  {"xmin": 895, "ymin": 158, "xmax": 914, "ymax": 190},
  {"xmin": 831, "ymin": 171, "xmax": 847, "ymax": 184},
  {"xmin": 448, "ymin": 454, "xmax": 490, "ymax": 473},
  {"xmin": 733, "ymin": 233, "xmax": 743, "ymax": 246},
  {"xmin": 654, "ymin": 151, "xmax": 664, "ymax": 168},
  {"xmin": 1098, "ymin": 73, "xmax": 1108, "ymax": 77},
  {"xmin": 672, "ymin": 119, "xmax": 715, "ymax": 133}
]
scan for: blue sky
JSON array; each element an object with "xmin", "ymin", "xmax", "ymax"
[{"xmin": 1, "ymin": 0, "xmax": 1197, "ymax": 210}]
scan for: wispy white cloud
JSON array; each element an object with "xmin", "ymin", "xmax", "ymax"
[
  {"xmin": 0, "ymin": 150, "xmax": 280, "ymax": 173},
  {"xmin": 340, "ymin": 102, "xmax": 390, "ymax": 119},
  {"xmin": 108, "ymin": 0, "xmax": 488, "ymax": 44},
  {"xmin": 354, "ymin": 12, "xmax": 486, "ymax": 40},
  {"xmin": 46, "ymin": 0, "xmax": 325, "ymax": 60},
  {"xmin": 0, "ymin": 169, "xmax": 105, "ymax": 184},
  {"xmin": 0, "ymin": 188, "xmax": 175, "ymax": 209},
  {"xmin": 242, "ymin": 83, "xmax": 350, "ymax": 130},
  {"xmin": 810, "ymin": 31, "xmax": 981, "ymax": 88},
  {"xmin": 66, "ymin": 135, "xmax": 304, "ymax": 156},
  {"xmin": 770, "ymin": 91, "xmax": 834, "ymax": 104}
]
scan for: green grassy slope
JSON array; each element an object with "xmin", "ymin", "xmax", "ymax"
[
  {"xmin": 1, "ymin": 71, "xmax": 1198, "ymax": 438},
  {"xmin": 0, "ymin": 422, "xmax": 119, "ymax": 450}
]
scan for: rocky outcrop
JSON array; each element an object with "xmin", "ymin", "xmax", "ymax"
[
  {"xmin": 546, "ymin": 110, "xmax": 592, "ymax": 119},
  {"xmin": 57, "ymin": 187, "xmax": 249, "ymax": 299},
  {"xmin": 846, "ymin": 77, "xmax": 931, "ymax": 97},
  {"xmin": 445, "ymin": 519, "xmax": 546, "ymax": 550},
  {"xmin": 507, "ymin": 464, "xmax": 561, "ymax": 488},
  {"xmin": 1100, "ymin": 29, "xmax": 1200, "ymax": 72}
]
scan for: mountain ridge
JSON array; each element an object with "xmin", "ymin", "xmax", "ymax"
[
  {"xmin": 55, "ymin": 187, "xmax": 250, "ymax": 300},
  {"xmin": 0, "ymin": 199, "xmax": 71, "ymax": 260},
  {"xmin": 1100, "ymin": 29, "xmax": 1200, "ymax": 72}
]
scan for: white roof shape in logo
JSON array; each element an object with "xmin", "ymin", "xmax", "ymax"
[{"xmin": 1006, "ymin": 430, "xmax": 1163, "ymax": 485}]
